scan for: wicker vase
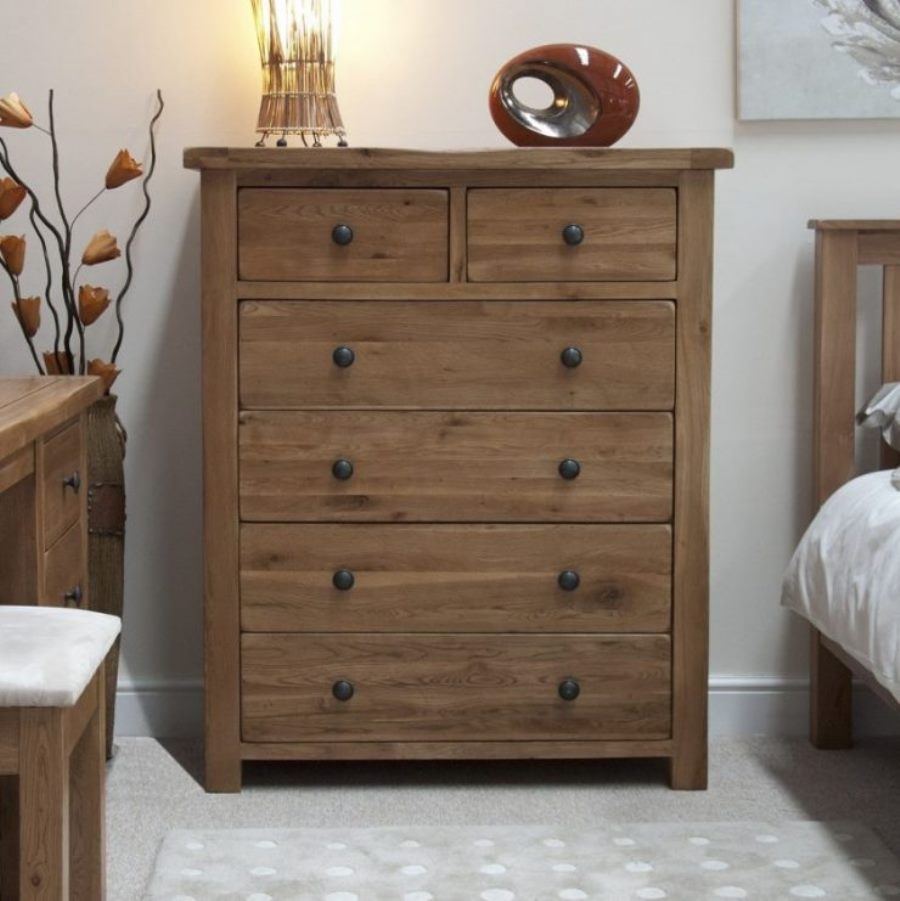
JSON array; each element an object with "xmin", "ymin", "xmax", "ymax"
[{"xmin": 85, "ymin": 394, "xmax": 127, "ymax": 759}]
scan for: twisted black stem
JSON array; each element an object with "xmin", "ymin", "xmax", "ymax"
[
  {"xmin": 29, "ymin": 205, "xmax": 62, "ymax": 365},
  {"xmin": 111, "ymin": 89, "xmax": 164, "ymax": 364},
  {"xmin": 0, "ymin": 256, "xmax": 45, "ymax": 374}
]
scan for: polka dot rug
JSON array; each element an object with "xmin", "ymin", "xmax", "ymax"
[{"xmin": 144, "ymin": 821, "xmax": 900, "ymax": 899}]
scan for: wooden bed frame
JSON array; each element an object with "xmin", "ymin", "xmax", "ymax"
[{"xmin": 810, "ymin": 219, "xmax": 900, "ymax": 748}]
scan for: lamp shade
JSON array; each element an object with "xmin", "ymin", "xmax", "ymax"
[{"xmin": 250, "ymin": 0, "xmax": 347, "ymax": 146}]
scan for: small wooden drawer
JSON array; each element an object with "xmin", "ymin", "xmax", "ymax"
[
  {"xmin": 241, "ymin": 524, "xmax": 672, "ymax": 633},
  {"xmin": 241, "ymin": 633, "xmax": 672, "ymax": 743},
  {"xmin": 239, "ymin": 411, "xmax": 674, "ymax": 523},
  {"xmin": 41, "ymin": 420, "xmax": 83, "ymax": 550},
  {"xmin": 238, "ymin": 189, "xmax": 450, "ymax": 282},
  {"xmin": 467, "ymin": 188, "xmax": 677, "ymax": 282},
  {"xmin": 239, "ymin": 300, "xmax": 675, "ymax": 411},
  {"xmin": 42, "ymin": 520, "xmax": 85, "ymax": 608}
]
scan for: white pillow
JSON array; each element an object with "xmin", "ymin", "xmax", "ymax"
[{"xmin": 859, "ymin": 381, "xmax": 900, "ymax": 451}]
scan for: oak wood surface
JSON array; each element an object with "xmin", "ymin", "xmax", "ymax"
[
  {"xmin": 239, "ymin": 300, "xmax": 676, "ymax": 411},
  {"xmin": 240, "ymin": 523, "xmax": 672, "ymax": 634},
  {"xmin": 468, "ymin": 189, "xmax": 677, "ymax": 283},
  {"xmin": 0, "ymin": 379, "xmax": 102, "ymax": 465},
  {"xmin": 42, "ymin": 520, "xmax": 84, "ymax": 608},
  {"xmin": 239, "ymin": 189, "xmax": 449, "ymax": 283},
  {"xmin": 0, "ymin": 445, "xmax": 33, "ymax": 496},
  {"xmin": 858, "ymin": 231, "xmax": 900, "ymax": 266},
  {"xmin": 809, "ymin": 219, "xmax": 900, "ymax": 231},
  {"xmin": 239, "ymin": 411, "xmax": 674, "ymax": 523},
  {"xmin": 669, "ymin": 171, "xmax": 714, "ymax": 790},
  {"xmin": 200, "ymin": 170, "xmax": 243, "ymax": 792},
  {"xmin": 0, "ymin": 475, "xmax": 38, "ymax": 607},
  {"xmin": 241, "ymin": 633, "xmax": 672, "ymax": 743},
  {"xmin": 184, "ymin": 146, "xmax": 735, "ymax": 171},
  {"xmin": 40, "ymin": 420, "xmax": 82, "ymax": 550}
]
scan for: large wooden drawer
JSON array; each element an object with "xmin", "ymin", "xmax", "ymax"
[
  {"xmin": 241, "ymin": 523, "xmax": 672, "ymax": 633},
  {"xmin": 239, "ymin": 300, "xmax": 675, "ymax": 411},
  {"xmin": 239, "ymin": 411, "xmax": 674, "ymax": 523},
  {"xmin": 468, "ymin": 188, "xmax": 677, "ymax": 282},
  {"xmin": 42, "ymin": 519, "xmax": 84, "ymax": 608},
  {"xmin": 238, "ymin": 189, "xmax": 449, "ymax": 282},
  {"xmin": 241, "ymin": 633, "xmax": 672, "ymax": 743},
  {"xmin": 41, "ymin": 419, "xmax": 83, "ymax": 549}
]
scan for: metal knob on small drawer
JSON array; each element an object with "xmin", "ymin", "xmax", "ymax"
[
  {"xmin": 562, "ymin": 224, "xmax": 585, "ymax": 246},
  {"xmin": 63, "ymin": 471, "xmax": 81, "ymax": 493},
  {"xmin": 332, "ymin": 224, "xmax": 354, "ymax": 246},
  {"xmin": 558, "ymin": 678, "xmax": 580, "ymax": 701},
  {"xmin": 558, "ymin": 570, "xmax": 581, "ymax": 591},
  {"xmin": 333, "ymin": 346, "xmax": 356, "ymax": 368},
  {"xmin": 332, "ymin": 680, "xmax": 355, "ymax": 701},
  {"xmin": 333, "ymin": 569, "xmax": 355, "ymax": 591},
  {"xmin": 558, "ymin": 458, "xmax": 581, "ymax": 480},
  {"xmin": 64, "ymin": 585, "xmax": 83, "ymax": 608},
  {"xmin": 332, "ymin": 459, "xmax": 354, "ymax": 481},
  {"xmin": 560, "ymin": 346, "xmax": 583, "ymax": 369}
]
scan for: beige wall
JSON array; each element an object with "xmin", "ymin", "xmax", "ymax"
[{"xmin": 2, "ymin": 0, "xmax": 898, "ymax": 733}]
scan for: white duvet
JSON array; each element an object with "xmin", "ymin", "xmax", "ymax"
[{"xmin": 781, "ymin": 470, "xmax": 900, "ymax": 703}]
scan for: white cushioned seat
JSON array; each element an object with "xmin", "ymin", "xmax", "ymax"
[{"xmin": 0, "ymin": 606, "xmax": 121, "ymax": 707}]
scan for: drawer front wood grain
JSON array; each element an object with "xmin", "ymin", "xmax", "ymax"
[
  {"xmin": 241, "ymin": 633, "xmax": 672, "ymax": 743},
  {"xmin": 241, "ymin": 524, "xmax": 672, "ymax": 633},
  {"xmin": 239, "ymin": 300, "xmax": 675, "ymax": 411},
  {"xmin": 468, "ymin": 188, "xmax": 677, "ymax": 282},
  {"xmin": 239, "ymin": 411, "xmax": 674, "ymax": 523},
  {"xmin": 238, "ymin": 189, "xmax": 449, "ymax": 282},
  {"xmin": 42, "ymin": 519, "xmax": 84, "ymax": 608},
  {"xmin": 41, "ymin": 419, "xmax": 83, "ymax": 549}
]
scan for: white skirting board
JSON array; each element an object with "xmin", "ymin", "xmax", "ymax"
[{"xmin": 113, "ymin": 677, "xmax": 900, "ymax": 739}]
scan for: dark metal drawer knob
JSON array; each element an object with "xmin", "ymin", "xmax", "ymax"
[
  {"xmin": 558, "ymin": 458, "xmax": 581, "ymax": 480},
  {"xmin": 332, "ymin": 680, "xmax": 355, "ymax": 701},
  {"xmin": 333, "ymin": 569, "xmax": 355, "ymax": 591},
  {"xmin": 560, "ymin": 346, "xmax": 583, "ymax": 369},
  {"xmin": 562, "ymin": 224, "xmax": 585, "ymax": 246},
  {"xmin": 64, "ymin": 585, "xmax": 83, "ymax": 608},
  {"xmin": 333, "ymin": 346, "xmax": 355, "ymax": 368},
  {"xmin": 558, "ymin": 678, "xmax": 580, "ymax": 701},
  {"xmin": 558, "ymin": 570, "xmax": 581, "ymax": 591},
  {"xmin": 332, "ymin": 459, "xmax": 354, "ymax": 481},
  {"xmin": 332, "ymin": 224, "xmax": 354, "ymax": 246},
  {"xmin": 63, "ymin": 472, "xmax": 81, "ymax": 493}
]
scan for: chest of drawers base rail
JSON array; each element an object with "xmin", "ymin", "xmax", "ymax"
[{"xmin": 185, "ymin": 147, "xmax": 734, "ymax": 793}]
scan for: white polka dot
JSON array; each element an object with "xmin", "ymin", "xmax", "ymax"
[
  {"xmin": 552, "ymin": 863, "xmax": 578, "ymax": 873},
  {"xmin": 636, "ymin": 890, "xmax": 667, "ymax": 900},
  {"xmin": 185, "ymin": 841, "xmax": 204, "ymax": 850},
  {"xmin": 327, "ymin": 842, "xmax": 348, "ymax": 851},
  {"xmin": 614, "ymin": 837, "xmax": 637, "ymax": 847},
  {"xmin": 400, "ymin": 840, "xmax": 422, "ymax": 849},
  {"xmin": 851, "ymin": 858, "xmax": 876, "ymax": 869},
  {"xmin": 247, "ymin": 895, "xmax": 273, "ymax": 901},
  {"xmin": 877, "ymin": 888, "xmax": 900, "ymax": 898},
  {"xmin": 401, "ymin": 865, "xmax": 428, "ymax": 876},
  {"xmin": 626, "ymin": 861, "xmax": 654, "ymax": 873},
  {"xmin": 474, "ymin": 839, "xmax": 496, "ymax": 848},
  {"xmin": 701, "ymin": 860, "xmax": 730, "ymax": 871},
  {"xmin": 543, "ymin": 838, "xmax": 566, "ymax": 848},
  {"xmin": 325, "ymin": 894, "xmax": 359, "ymax": 901},
  {"xmin": 480, "ymin": 864, "xmax": 508, "ymax": 875},
  {"xmin": 254, "ymin": 840, "xmax": 278, "ymax": 849},
  {"xmin": 559, "ymin": 891, "xmax": 588, "ymax": 900},
  {"xmin": 775, "ymin": 860, "xmax": 801, "ymax": 869},
  {"xmin": 790, "ymin": 888, "xmax": 826, "ymax": 899},
  {"xmin": 326, "ymin": 866, "xmax": 354, "ymax": 877},
  {"xmin": 481, "ymin": 891, "xmax": 515, "ymax": 901},
  {"xmin": 714, "ymin": 890, "xmax": 748, "ymax": 899},
  {"xmin": 689, "ymin": 836, "xmax": 711, "ymax": 846},
  {"xmin": 404, "ymin": 894, "xmax": 434, "ymax": 901},
  {"xmin": 250, "ymin": 866, "xmax": 277, "ymax": 877},
  {"xmin": 755, "ymin": 834, "xmax": 779, "ymax": 844},
  {"xmin": 181, "ymin": 868, "xmax": 203, "ymax": 877}
]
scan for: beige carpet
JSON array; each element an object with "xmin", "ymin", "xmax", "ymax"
[{"xmin": 107, "ymin": 737, "xmax": 900, "ymax": 901}]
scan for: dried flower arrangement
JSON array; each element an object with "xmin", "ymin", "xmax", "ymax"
[{"xmin": 0, "ymin": 90, "xmax": 163, "ymax": 392}]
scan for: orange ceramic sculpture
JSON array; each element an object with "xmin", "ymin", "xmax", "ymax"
[{"xmin": 489, "ymin": 43, "xmax": 640, "ymax": 147}]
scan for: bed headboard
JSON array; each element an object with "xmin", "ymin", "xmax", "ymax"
[{"xmin": 810, "ymin": 220, "xmax": 900, "ymax": 508}]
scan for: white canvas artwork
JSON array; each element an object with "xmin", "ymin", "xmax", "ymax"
[{"xmin": 739, "ymin": 0, "xmax": 900, "ymax": 119}]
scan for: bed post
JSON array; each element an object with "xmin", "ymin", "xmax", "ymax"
[{"xmin": 810, "ymin": 227, "xmax": 856, "ymax": 749}]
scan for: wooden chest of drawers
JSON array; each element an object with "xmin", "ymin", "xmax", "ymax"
[{"xmin": 185, "ymin": 147, "xmax": 733, "ymax": 792}]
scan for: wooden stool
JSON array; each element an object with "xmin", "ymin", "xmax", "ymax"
[{"xmin": 0, "ymin": 607, "xmax": 120, "ymax": 900}]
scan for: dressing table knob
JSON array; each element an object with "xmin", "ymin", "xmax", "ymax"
[
  {"xmin": 333, "ymin": 569, "xmax": 355, "ymax": 591},
  {"xmin": 332, "ymin": 459, "xmax": 354, "ymax": 481},
  {"xmin": 63, "ymin": 472, "xmax": 81, "ymax": 493},
  {"xmin": 332, "ymin": 224, "xmax": 354, "ymax": 246},
  {"xmin": 558, "ymin": 458, "xmax": 581, "ymax": 480},
  {"xmin": 560, "ymin": 347, "xmax": 583, "ymax": 369},
  {"xmin": 64, "ymin": 585, "xmax": 83, "ymax": 608},
  {"xmin": 333, "ymin": 346, "xmax": 355, "ymax": 368},
  {"xmin": 332, "ymin": 680, "xmax": 355, "ymax": 701},
  {"xmin": 562, "ymin": 224, "xmax": 585, "ymax": 246},
  {"xmin": 558, "ymin": 570, "xmax": 581, "ymax": 591},
  {"xmin": 558, "ymin": 678, "xmax": 581, "ymax": 701}
]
